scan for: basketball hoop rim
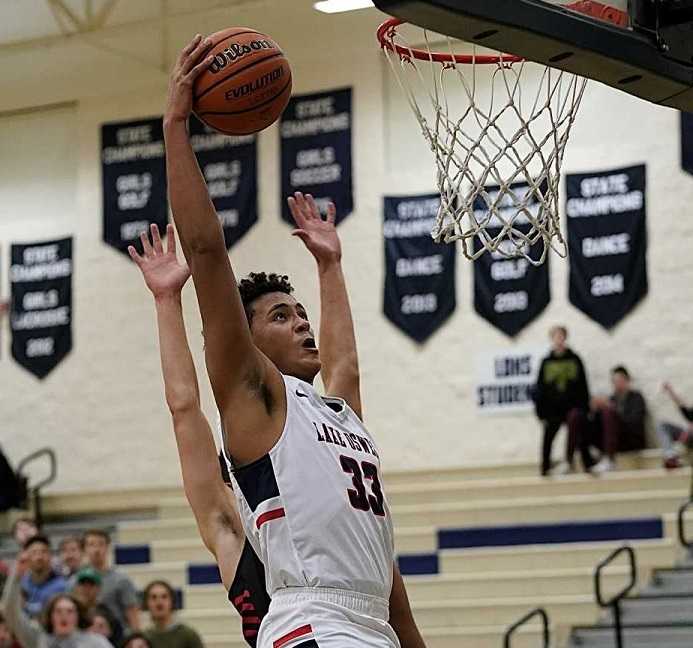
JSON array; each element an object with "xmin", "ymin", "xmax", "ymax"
[{"xmin": 376, "ymin": 17, "xmax": 523, "ymax": 65}]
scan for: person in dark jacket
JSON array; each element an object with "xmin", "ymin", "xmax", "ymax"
[
  {"xmin": 534, "ymin": 325, "xmax": 590, "ymax": 476},
  {"xmin": 570, "ymin": 366, "xmax": 648, "ymax": 474},
  {"xmin": 656, "ymin": 382, "xmax": 693, "ymax": 469}
]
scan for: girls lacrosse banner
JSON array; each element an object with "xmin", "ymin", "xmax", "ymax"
[
  {"xmin": 472, "ymin": 182, "xmax": 551, "ymax": 337},
  {"xmin": 280, "ymin": 87, "xmax": 353, "ymax": 225},
  {"xmin": 102, "ymin": 117, "xmax": 168, "ymax": 256},
  {"xmin": 10, "ymin": 237, "xmax": 73, "ymax": 379},
  {"xmin": 383, "ymin": 194, "xmax": 456, "ymax": 343},
  {"xmin": 189, "ymin": 115, "xmax": 258, "ymax": 249},
  {"xmin": 566, "ymin": 164, "xmax": 648, "ymax": 329}
]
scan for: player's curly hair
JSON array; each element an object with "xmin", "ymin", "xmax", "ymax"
[{"xmin": 238, "ymin": 272, "xmax": 294, "ymax": 322}]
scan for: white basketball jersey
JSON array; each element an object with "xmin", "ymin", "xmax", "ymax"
[{"xmin": 225, "ymin": 374, "xmax": 395, "ymax": 600}]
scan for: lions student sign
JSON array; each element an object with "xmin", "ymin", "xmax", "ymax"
[
  {"xmin": 566, "ymin": 165, "xmax": 648, "ymax": 329},
  {"xmin": 475, "ymin": 347, "xmax": 542, "ymax": 414}
]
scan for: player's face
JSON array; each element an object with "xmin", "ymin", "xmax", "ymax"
[
  {"xmin": 146, "ymin": 584, "xmax": 174, "ymax": 620},
  {"xmin": 249, "ymin": 292, "xmax": 321, "ymax": 383}
]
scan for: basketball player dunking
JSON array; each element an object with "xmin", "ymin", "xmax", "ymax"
[
  {"xmin": 130, "ymin": 225, "xmax": 425, "ymax": 647},
  {"xmin": 162, "ymin": 34, "xmax": 426, "ymax": 648}
]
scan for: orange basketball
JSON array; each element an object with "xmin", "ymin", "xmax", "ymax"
[{"xmin": 193, "ymin": 27, "xmax": 292, "ymax": 136}]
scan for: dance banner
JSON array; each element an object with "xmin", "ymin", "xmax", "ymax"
[
  {"xmin": 383, "ymin": 194, "xmax": 456, "ymax": 343},
  {"xmin": 566, "ymin": 164, "xmax": 648, "ymax": 329},
  {"xmin": 682, "ymin": 112, "xmax": 693, "ymax": 175},
  {"xmin": 190, "ymin": 115, "xmax": 258, "ymax": 249},
  {"xmin": 472, "ymin": 182, "xmax": 551, "ymax": 337},
  {"xmin": 10, "ymin": 237, "xmax": 73, "ymax": 379},
  {"xmin": 102, "ymin": 117, "xmax": 168, "ymax": 256},
  {"xmin": 280, "ymin": 87, "xmax": 352, "ymax": 224}
]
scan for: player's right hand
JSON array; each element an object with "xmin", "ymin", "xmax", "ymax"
[
  {"xmin": 164, "ymin": 34, "xmax": 214, "ymax": 124},
  {"xmin": 129, "ymin": 224, "xmax": 191, "ymax": 300}
]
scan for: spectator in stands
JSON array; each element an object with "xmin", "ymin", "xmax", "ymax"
[
  {"xmin": 11, "ymin": 518, "xmax": 38, "ymax": 549},
  {"xmin": 120, "ymin": 633, "xmax": 152, "ymax": 648},
  {"xmin": 533, "ymin": 325, "xmax": 590, "ymax": 475},
  {"xmin": 72, "ymin": 567, "xmax": 102, "ymax": 615},
  {"xmin": 142, "ymin": 580, "xmax": 203, "ymax": 648},
  {"xmin": 90, "ymin": 605, "xmax": 123, "ymax": 647},
  {"xmin": 656, "ymin": 382, "xmax": 693, "ymax": 469},
  {"xmin": 59, "ymin": 536, "xmax": 84, "ymax": 579},
  {"xmin": 83, "ymin": 530, "xmax": 140, "ymax": 632},
  {"xmin": 0, "ymin": 557, "xmax": 112, "ymax": 648},
  {"xmin": 569, "ymin": 366, "xmax": 648, "ymax": 474},
  {"xmin": 0, "ymin": 611, "xmax": 21, "ymax": 648},
  {"xmin": 20, "ymin": 535, "xmax": 66, "ymax": 618}
]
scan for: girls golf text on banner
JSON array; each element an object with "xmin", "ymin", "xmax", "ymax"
[
  {"xmin": 682, "ymin": 112, "xmax": 693, "ymax": 175},
  {"xmin": 472, "ymin": 182, "xmax": 551, "ymax": 337},
  {"xmin": 10, "ymin": 237, "xmax": 73, "ymax": 379},
  {"xmin": 383, "ymin": 194, "xmax": 456, "ymax": 343},
  {"xmin": 102, "ymin": 117, "xmax": 167, "ymax": 256},
  {"xmin": 190, "ymin": 115, "xmax": 258, "ymax": 249},
  {"xmin": 280, "ymin": 87, "xmax": 352, "ymax": 224},
  {"xmin": 566, "ymin": 164, "xmax": 648, "ymax": 329}
]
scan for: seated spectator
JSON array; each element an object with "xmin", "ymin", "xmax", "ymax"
[
  {"xmin": 72, "ymin": 567, "xmax": 102, "ymax": 615},
  {"xmin": 0, "ymin": 612, "xmax": 22, "ymax": 648},
  {"xmin": 656, "ymin": 382, "xmax": 693, "ymax": 469},
  {"xmin": 59, "ymin": 536, "xmax": 84, "ymax": 579},
  {"xmin": 143, "ymin": 580, "xmax": 203, "ymax": 648},
  {"xmin": 533, "ymin": 325, "xmax": 590, "ymax": 476},
  {"xmin": 20, "ymin": 535, "xmax": 66, "ymax": 619},
  {"xmin": 90, "ymin": 604, "xmax": 124, "ymax": 647},
  {"xmin": 0, "ymin": 558, "xmax": 112, "ymax": 648},
  {"xmin": 11, "ymin": 518, "xmax": 38, "ymax": 549},
  {"xmin": 120, "ymin": 633, "xmax": 152, "ymax": 648},
  {"xmin": 569, "ymin": 366, "xmax": 648, "ymax": 474},
  {"xmin": 0, "ymin": 448, "xmax": 27, "ymax": 514},
  {"xmin": 83, "ymin": 530, "xmax": 140, "ymax": 632}
]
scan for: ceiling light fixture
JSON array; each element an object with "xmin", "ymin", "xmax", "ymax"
[{"xmin": 314, "ymin": 0, "xmax": 374, "ymax": 14}]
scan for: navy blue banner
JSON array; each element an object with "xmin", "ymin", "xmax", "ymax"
[
  {"xmin": 566, "ymin": 164, "xmax": 648, "ymax": 329},
  {"xmin": 10, "ymin": 237, "xmax": 73, "ymax": 379},
  {"xmin": 190, "ymin": 115, "xmax": 258, "ymax": 249},
  {"xmin": 682, "ymin": 112, "xmax": 693, "ymax": 175},
  {"xmin": 472, "ymin": 182, "xmax": 551, "ymax": 337},
  {"xmin": 101, "ymin": 117, "xmax": 168, "ymax": 257},
  {"xmin": 383, "ymin": 194, "xmax": 456, "ymax": 343},
  {"xmin": 280, "ymin": 88, "xmax": 352, "ymax": 224}
]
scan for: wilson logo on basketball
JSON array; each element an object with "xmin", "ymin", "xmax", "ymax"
[
  {"xmin": 224, "ymin": 66, "xmax": 284, "ymax": 101},
  {"xmin": 209, "ymin": 40, "xmax": 276, "ymax": 73}
]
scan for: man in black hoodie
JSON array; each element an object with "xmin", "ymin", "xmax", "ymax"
[{"xmin": 534, "ymin": 325, "xmax": 590, "ymax": 476}]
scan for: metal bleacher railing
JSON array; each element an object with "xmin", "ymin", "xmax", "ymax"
[
  {"xmin": 677, "ymin": 497, "xmax": 693, "ymax": 549},
  {"xmin": 503, "ymin": 607, "xmax": 550, "ymax": 648},
  {"xmin": 594, "ymin": 544, "xmax": 637, "ymax": 648},
  {"xmin": 16, "ymin": 447, "xmax": 57, "ymax": 528}
]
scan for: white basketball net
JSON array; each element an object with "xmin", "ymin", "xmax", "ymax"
[{"xmin": 381, "ymin": 24, "xmax": 587, "ymax": 265}]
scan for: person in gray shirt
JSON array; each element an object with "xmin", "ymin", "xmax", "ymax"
[
  {"xmin": 82, "ymin": 531, "xmax": 139, "ymax": 632},
  {"xmin": 0, "ymin": 557, "xmax": 112, "ymax": 648}
]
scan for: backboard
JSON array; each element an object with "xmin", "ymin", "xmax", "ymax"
[{"xmin": 373, "ymin": 0, "xmax": 693, "ymax": 110}]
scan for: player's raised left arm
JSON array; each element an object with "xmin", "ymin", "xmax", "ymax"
[{"xmin": 288, "ymin": 192, "xmax": 361, "ymax": 417}]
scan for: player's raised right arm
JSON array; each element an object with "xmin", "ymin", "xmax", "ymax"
[{"xmin": 162, "ymin": 36, "xmax": 273, "ymax": 428}]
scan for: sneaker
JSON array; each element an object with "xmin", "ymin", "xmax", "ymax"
[
  {"xmin": 552, "ymin": 461, "xmax": 574, "ymax": 476},
  {"xmin": 592, "ymin": 458, "xmax": 615, "ymax": 474},
  {"xmin": 664, "ymin": 456, "xmax": 683, "ymax": 470}
]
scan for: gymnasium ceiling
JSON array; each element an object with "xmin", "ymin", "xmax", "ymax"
[{"xmin": 0, "ymin": 0, "xmax": 383, "ymax": 114}]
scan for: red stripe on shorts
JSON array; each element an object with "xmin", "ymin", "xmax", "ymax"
[
  {"xmin": 256, "ymin": 507, "xmax": 286, "ymax": 529},
  {"xmin": 273, "ymin": 624, "xmax": 313, "ymax": 648}
]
